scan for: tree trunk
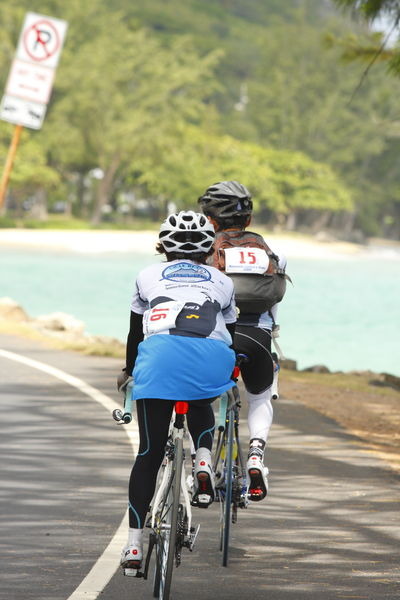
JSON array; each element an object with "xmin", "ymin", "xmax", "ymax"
[
  {"xmin": 285, "ymin": 212, "xmax": 297, "ymax": 230},
  {"xmin": 341, "ymin": 211, "xmax": 356, "ymax": 237},
  {"xmin": 30, "ymin": 188, "xmax": 48, "ymax": 221},
  {"xmin": 90, "ymin": 155, "xmax": 120, "ymax": 225},
  {"xmin": 74, "ymin": 171, "xmax": 86, "ymax": 218},
  {"xmin": 310, "ymin": 210, "xmax": 331, "ymax": 232}
]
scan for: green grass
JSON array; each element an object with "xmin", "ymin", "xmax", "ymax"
[
  {"xmin": 0, "ymin": 215, "xmax": 159, "ymax": 231},
  {"xmin": 0, "ymin": 216, "xmax": 18, "ymax": 228},
  {"xmin": 282, "ymin": 369, "xmax": 400, "ymax": 399}
]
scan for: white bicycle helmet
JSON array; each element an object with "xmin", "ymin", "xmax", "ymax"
[{"xmin": 159, "ymin": 211, "xmax": 215, "ymax": 254}]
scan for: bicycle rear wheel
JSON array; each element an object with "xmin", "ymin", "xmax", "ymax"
[
  {"xmin": 221, "ymin": 407, "xmax": 234, "ymax": 567},
  {"xmin": 153, "ymin": 438, "xmax": 183, "ymax": 599}
]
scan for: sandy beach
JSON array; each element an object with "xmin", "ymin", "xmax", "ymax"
[{"xmin": 0, "ymin": 228, "xmax": 366, "ymax": 258}]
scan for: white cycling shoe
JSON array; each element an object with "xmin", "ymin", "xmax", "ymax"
[
  {"xmin": 191, "ymin": 448, "xmax": 215, "ymax": 508},
  {"xmin": 120, "ymin": 542, "xmax": 143, "ymax": 570},
  {"xmin": 247, "ymin": 453, "xmax": 269, "ymax": 502}
]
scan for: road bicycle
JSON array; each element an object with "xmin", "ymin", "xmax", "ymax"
[
  {"xmin": 212, "ymin": 351, "xmax": 281, "ymax": 567},
  {"xmin": 113, "ymin": 384, "xmax": 199, "ymax": 600},
  {"xmin": 213, "ymin": 356, "xmax": 248, "ymax": 567}
]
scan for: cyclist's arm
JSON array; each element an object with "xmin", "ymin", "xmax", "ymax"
[
  {"xmin": 226, "ymin": 321, "xmax": 236, "ymax": 343},
  {"xmin": 221, "ymin": 279, "xmax": 237, "ymax": 346},
  {"xmin": 269, "ymin": 303, "xmax": 278, "ymax": 323},
  {"xmin": 125, "ymin": 310, "xmax": 144, "ymax": 375},
  {"xmin": 266, "ymin": 251, "xmax": 287, "ymax": 333}
]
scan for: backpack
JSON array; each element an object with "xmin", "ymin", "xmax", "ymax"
[{"xmin": 210, "ymin": 230, "xmax": 289, "ymax": 314}]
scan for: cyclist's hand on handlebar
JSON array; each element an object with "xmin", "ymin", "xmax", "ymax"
[
  {"xmin": 117, "ymin": 369, "xmax": 133, "ymax": 392},
  {"xmin": 230, "ymin": 353, "xmax": 249, "ymax": 380}
]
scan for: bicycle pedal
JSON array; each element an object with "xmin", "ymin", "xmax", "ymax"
[
  {"xmin": 124, "ymin": 568, "xmax": 143, "ymax": 578},
  {"xmin": 195, "ymin": 493, "xmax": 213, "ymax": 507},
  {"xmin": 187, "ymin": 524, "xmax": 200, "ymax": 551}
]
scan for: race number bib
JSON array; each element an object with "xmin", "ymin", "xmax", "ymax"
[
  {"xmin": 143, "ymin": 300, "xmax": 185, "ymax": 335},
  {"xmin": 224, "ymin": 247, "xmax": 269, "ymax": 275}
]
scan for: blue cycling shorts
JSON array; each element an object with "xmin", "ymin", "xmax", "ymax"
[{"xmin": 132, "ymin": 334, "xmax": 235, "ymax": 401}]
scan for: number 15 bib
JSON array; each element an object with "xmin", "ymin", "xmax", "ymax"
[{"xmin": 224, "ymin": 247, "xmax": 269, "ymax": 275}]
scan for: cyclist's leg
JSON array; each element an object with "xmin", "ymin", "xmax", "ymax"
[
  {"xmin": 187, "ymin": 398, "xmax": 216, "ymax": 507},
  {"xmin": 234, "ymin": 326, "xmax": 273, "ymax": 500},
  {"xmin": 186, "ymin": 398, "xmax": 215, "ymax": 452},
  {"xmin": 235, "ymin": 325, "xmax": 274, "ymax": 441},
  {"xmin": 121, "ymin": 398, "xmax": 174, "ymax": 568},
  {"xmin": 129, "ymin": 398, "xmax": 175, "ymax": 527},
  {"xmin": 246, "ymin": 388, "xmax": 273, "ymax": 444}
]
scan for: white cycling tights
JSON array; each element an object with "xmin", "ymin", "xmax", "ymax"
[{"xmin": 246, "ymin": 387, "xmax": 273, "ymax": 444}]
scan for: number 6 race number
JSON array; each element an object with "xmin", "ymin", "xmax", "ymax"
[
  {"xmin": 143, "ymin": 300, "xmax": 185, "ymax": 335},
  {"xmin": 150, "ymin": 307, "xmax": 169, "ymax": 321}
]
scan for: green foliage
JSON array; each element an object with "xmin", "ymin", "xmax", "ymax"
[
  {"xmin": 137, "ymin": 125, "xmax": 352, "ymax": 215},
  {"xmin": 333, "ymin": 0, "xmax": 400, "ymax": 21},
  {"xmin": 0, "ymin": 123, "xmax": 60, "ymax": 192},
  {"xmin": 331, "ymin": 0, "xmax": 400, "ymax": 74},
  {"xmin": 0, "ymin": 0, "xmax": 398, "ymax": 237},
  {"xmin": 11, "ymin": 136, "xmax": 60, "ymax": 189}
]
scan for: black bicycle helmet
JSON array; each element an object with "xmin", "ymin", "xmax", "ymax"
[{"xmin": 198, "ymin": 181, "xmax": 252, "ymax": 220}]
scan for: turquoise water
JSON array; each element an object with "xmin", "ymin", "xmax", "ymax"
[{"xmin": 1, "ymin": 247, "xmax": 399, "ymax": 375}]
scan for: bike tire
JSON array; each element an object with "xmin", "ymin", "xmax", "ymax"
[
  {"xmin": 153, "ymin": 437, "xmax": 183, "ymax": 599},
  {"xmin": 222, "ymin": 405, "xmax": 234, "ymax": 567}
]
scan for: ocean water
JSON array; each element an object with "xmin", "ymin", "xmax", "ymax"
[{"xmin": 1, "ymin": 246, "xmax": 399, "ymax": 376}]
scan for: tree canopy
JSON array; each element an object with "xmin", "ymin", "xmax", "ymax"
[{"xmin": 0, "ymin": 0, "xmax": 399, "ymax": 238}]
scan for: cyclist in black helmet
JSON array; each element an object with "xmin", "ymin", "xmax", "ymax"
[{"xmin": 198, "ymin": 181, "xmax": 288, "ymax": 502}]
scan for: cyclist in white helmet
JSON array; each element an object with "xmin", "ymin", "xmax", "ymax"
[
  {"xmin": 198, "ymin": 181, "xmax": 289, "ymax": 502},
  {"xmin": 117, "ymin": 210, "xmax": 236, "ymax": 571}
]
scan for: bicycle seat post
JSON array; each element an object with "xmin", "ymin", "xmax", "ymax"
[{"xmin": 174, "ymin": 401, "xmax": 189, "ymax": 429}]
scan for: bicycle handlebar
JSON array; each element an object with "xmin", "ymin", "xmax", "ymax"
[{"xmin": 113, "ymin": 380, "xmax": 134, "ymax": 424}]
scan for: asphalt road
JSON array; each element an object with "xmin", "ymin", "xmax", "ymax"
[{"xmin": 0, "ymin": 333, "xmax": 399, "ymax": 600}]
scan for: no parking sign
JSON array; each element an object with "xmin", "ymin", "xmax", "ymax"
[
  {"xmin": 16, "ymin": 13, "xmax": 68, "ymax": 69},
  {"xmin": 0, "ymin": 12, "xmax": 68, "ymax": 207}
]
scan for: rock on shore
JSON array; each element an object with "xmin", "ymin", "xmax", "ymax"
[
  {"xmin": 1, "ymin": 297, "xmax": 399, "ymax": 391},
  {"xmin": 0, "ymin": 297, "xmax": 124, "ymax": 354}
]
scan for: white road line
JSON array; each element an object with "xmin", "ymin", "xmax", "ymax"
[{"xmin": 0, "ymin": 348, "xmax": 138, "ymax": 600}]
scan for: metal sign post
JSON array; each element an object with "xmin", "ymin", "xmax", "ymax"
[{"xmin": 0, "ymin": 12, "xmax": 68, "ymax": 210}]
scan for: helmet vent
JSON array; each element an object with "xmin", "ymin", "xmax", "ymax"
[{"xmin": 158, "ymin": 210, "xmax": 215, "ymax": 254}]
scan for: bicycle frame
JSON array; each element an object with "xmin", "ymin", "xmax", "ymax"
[
  {"xmin": 113, "ymin": 389, "xmax": 199, "ymax": 597},
  {"xmin": 150, "ymin": 407, "xmax": 193, "ymax": 536},
  {"xmin": 213, "ymin": 381, "xmax": 247, "ymax": 567},
  {"xmin": 127, "ymin": 401, "xmax": 199, "ymax": 600}
]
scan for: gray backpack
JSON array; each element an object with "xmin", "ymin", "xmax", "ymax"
[{"xmin": 210, "ymin": 230, "xmax": 289, "ymax": 314}]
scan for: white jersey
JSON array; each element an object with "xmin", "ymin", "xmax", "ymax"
[{"xmin": 131, "ymin": 259, "xmax": 236, "ymax": 345}]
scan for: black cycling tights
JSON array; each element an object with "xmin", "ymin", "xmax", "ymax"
[
  {"xmin": 234, "ymin": 325, "xmax": 274, "ymax": 394},
  {"xmin": 128, "ymin": 397, "xmax": 215, "ymax": 528}
]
